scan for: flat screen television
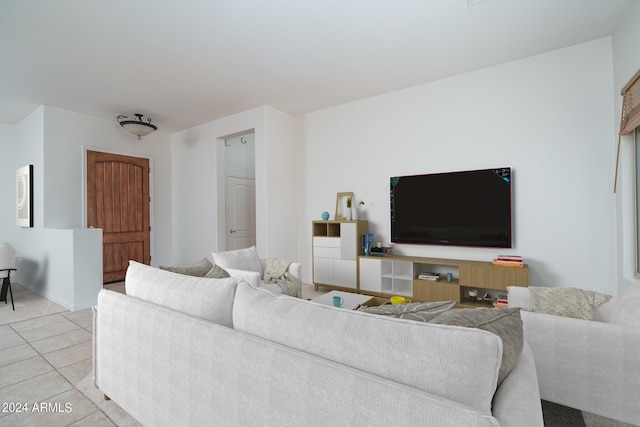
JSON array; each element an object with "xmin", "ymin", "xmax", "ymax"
[{"xmin": 390, "ymin": 167, "xmax": 512, "ymax": 248}]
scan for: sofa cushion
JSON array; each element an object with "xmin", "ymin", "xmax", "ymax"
[
  {"xmin": 609, "ymin": 284, "xmax": 640, "ymax": 327},
  {"xmin": 96, "ymin": 290, "xmax": 503, "ymax": 427},
  {"xmin": 159, "ymin": 258, "xmax": 213, "ymax": 277},
  {"xmin": 429, "ymin": 307, "xmax": 523, "ymax": 385},
  {"xmin": 526, "ymin": 287, "xmax": 611, "ymax": 320},
  {"xmin": 232, "ymin": 282, "xmax": 503, "ymax": 415},
  {"xmin": 212, "ymin": 246, "xmax": 263, "ymax": 278},
  {"xmin": 357, "ymin": 300, "xmax": 457, "ymax": 322},
  {"xmin": 125, "ymin": 261, "xmax": 238, "ymax": 327}
]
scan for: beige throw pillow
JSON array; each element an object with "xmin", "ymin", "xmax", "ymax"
[{"xmin": 527, "ymin": 286, "xmax": 611, "ymax": 320}]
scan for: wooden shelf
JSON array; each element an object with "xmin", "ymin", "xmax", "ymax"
[{"xmin": 358, "ymin": 254, "xmax": 528, "ymax": 305}]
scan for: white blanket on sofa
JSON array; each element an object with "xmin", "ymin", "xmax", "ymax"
[{"xmin": 264, "ymin": 258, "xmax": 301, "ymax": 298}]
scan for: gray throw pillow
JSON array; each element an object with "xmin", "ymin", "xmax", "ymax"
[
  {"xmin": 159, "ymin": 258, "xmax": 213, "ymax": 277},
  {"xmin": 204, "ymin": 264, "xmax": 231, "ymax": 279},
  {"xmin": 429, "ymin": 307, "xmax": 523, "ymax": 385},
  {"xmin": 357, "ymin": 301, "xmax": 457, "ymax": 322}
]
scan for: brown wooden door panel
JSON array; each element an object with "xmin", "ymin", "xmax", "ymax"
[
  {"xmin": 103, "ymin": 241, "xmax": 145, "ymax": 282},
  {"xmin": 87, "ymin": 150, "xmax": 150, "ymax": 283}
]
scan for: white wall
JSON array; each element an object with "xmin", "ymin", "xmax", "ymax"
[
  {"xmin": 171, "ymin": 106, "xmax": 297, "ymax": 265},
  {"xmin": 13, "ymin": 227, "xmax": 102, "ymax": 311},
  {"xmin": 0, "ymin": 29, "xmax": 631, "ymax": 304},
  {"xmin": 262, "ymin": 107, "xmax": 298, "ymax": 258},
  {"xmin": 42, "ymin": 107, "xmax": 174, "ymax": 266},
  {"xmin": 224, "ymin": 132, "xmax": 255, "ymax": 178},
  {"xmin": 612, "ymin": 1, "xmax": 640, "ymax": 295},
  {"xmin": 297, "ymin": 38, "xmax": 617, "ymax": 294},
  {"xmin": 0, "ymin": 123, "xmax": 15, "ymax": 239},
  {"xmin": 0, "ymin": 106, "xmax": 173, "ymax": 309}
]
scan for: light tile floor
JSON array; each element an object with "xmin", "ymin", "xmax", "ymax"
[
  {"xmin": 0, "ymin": 307, "xmax": 114, "ymax": 426},
  {"xmin": 0, "ymin": 281, "xmax": 325, "ymax": 426}
]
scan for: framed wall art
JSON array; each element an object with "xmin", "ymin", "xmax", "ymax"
[
  {"xmin": 335, "ymin": 192, "xmax": 353, "ymax": 221},
  {"xmin": 16, "ymin": 165, "xmax": 33, "ymax": 227}
]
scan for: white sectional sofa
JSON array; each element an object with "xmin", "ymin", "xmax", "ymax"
[
  {"xmin": 93, "ymin": 261, "xmax": 543, "ymax": 426},
  {"xmin": 508, "ymin": 285, "xmax": 640, "ymax": 425}
]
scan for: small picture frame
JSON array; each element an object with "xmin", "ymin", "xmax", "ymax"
[
  {"xmin": 335, "ymin": 192, "xmax": 353, "ymax": 221},
  {"xmin": 16, "ymin": 165, "xmax": 33, "ymax": 228}
]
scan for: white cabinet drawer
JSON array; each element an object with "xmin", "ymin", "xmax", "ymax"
[
  {"xmin": 313, "ymin": 257, "xmax": 334, "ymax": 285},
  {"xmin": 313, "ymin": 237, "xmax": 340, "ymax": 248},
  {"xmin": 334, "ymin": 259, "xmax": 356, "ymax": 289},
  {"xmin": 313, "ymin": 246, "xmax": 341, "ymax": 259}
]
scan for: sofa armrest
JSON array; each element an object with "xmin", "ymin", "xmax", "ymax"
[
  {"xmin": 521, "ymin": 310, "xmax": 640, "ymax": 425},
  {"xmin": 287, "ymin": 262, "xmax": 302, "ymax": 283},
  {"xmin": 225, "ymin": 268, "xmax": 261, "ymax": 287},
  {"xmin": 492, "ymin": 342, "xmax": 543, "ymax": 427}
]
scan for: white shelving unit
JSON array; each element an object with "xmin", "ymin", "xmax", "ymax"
[
  {"xmin": 360, "ymin": 258, "xmax": 415, "ymax": 297},
  {"xmin": 312, "ymin": 220, "xmax": 368, "ymax": 291}
]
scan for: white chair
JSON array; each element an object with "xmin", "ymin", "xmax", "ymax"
[
  {"xmin": 0, "ymin": 243, "xmax": 16, "ymax": 310},
  {"xmin": 211, "ymin": 246, "xmax": 302, "ymax": 297},
  {"xmin": 508, "ymin": 285, "xmax": 640, "ymax": 425}
]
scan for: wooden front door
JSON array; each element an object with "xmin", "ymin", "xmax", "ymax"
[{"xmin": 86, "ymin": 150, "xmax": 150, "ymax": 283}]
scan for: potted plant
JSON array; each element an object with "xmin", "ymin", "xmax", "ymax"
[{"xmin": 346, "ymin": 197, "xmax": 352, "ymax": 220}]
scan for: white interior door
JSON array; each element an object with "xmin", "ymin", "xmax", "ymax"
[{"xmin": 226, "ymin": 175, "xmax": 256, "ymax": 250}]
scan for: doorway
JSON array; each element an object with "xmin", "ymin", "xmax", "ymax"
[
  {"xmin": 86, "ymin": 150, "xmax": 151, "ymax": 283},
  {"xmin": 226, "ymin": 175, "xmax": 256, "ymax": 250},
  {"xmin": 222, "ymin": 132, "xmax": 256, "ymax": 251}
]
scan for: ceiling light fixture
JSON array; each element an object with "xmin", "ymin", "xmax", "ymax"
[{"xmin": 117, "ymin": 113, "xmax": 157, "ymax": 140}]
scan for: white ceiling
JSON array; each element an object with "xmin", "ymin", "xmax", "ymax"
[{"xmin": 0, "ymin": 0, "xmax": 631, "ymax": 133}]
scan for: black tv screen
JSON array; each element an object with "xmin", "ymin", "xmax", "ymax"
[{"xmin": 390, "ymin": 167, "xmax": 512, "ymax": 248}]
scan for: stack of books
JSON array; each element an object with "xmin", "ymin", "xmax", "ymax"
[
  {"xmin": 370, "ymin": 246, "xmax": 393, "ymax": 256},
  {"xmin": 418, "ymin": 272, "xmax": 440, "ymax": 281},
  {"xmin": 492, "ymin": 255, "xmax": 524, "ymax": 268},
  {"xmin": 493, "ymin": 293, "xmax": 509, "ymax": 308}
]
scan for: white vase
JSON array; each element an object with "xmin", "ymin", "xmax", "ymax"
[
  {"xmin": 352, "ymin": 207, "xmax": 358, "ymax": 220},
  {"xmin": 346, "ymin": 208, "xmax": 352, "ymax": 221}
]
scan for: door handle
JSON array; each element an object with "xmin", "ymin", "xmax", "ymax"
[{"xmin": 229, "ymin": 229, "xmax": 236, "ymax": 234}]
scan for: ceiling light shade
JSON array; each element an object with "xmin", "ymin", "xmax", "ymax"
[{"xmin": 117, "ymin": 113, "xmax": 157, "ymax": 139}]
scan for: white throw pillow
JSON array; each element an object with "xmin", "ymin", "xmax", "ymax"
[
  {"xmin": 211, "ymin": 246, "xmax": 263, "ymax": 278},
  {"xmin": 125, "ymin": 261, "xmax": 239, "ymax": 327}
]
